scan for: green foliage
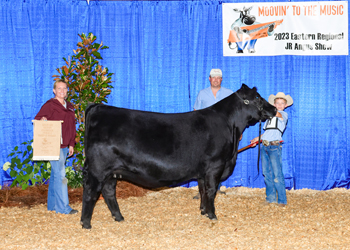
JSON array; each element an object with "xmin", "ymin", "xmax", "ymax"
[
  {"xmin": 53, "ymin": 32, "xmax": 113, "ymax": 169},
  {"xmin": 65, "ymin": 167, "xmax": 83, "ymax": 189},
  {"xmin": 4, "ymin": 140, "xmax": 51, "ymax": 190},
  {"xmin": 4, "ymin": 140, "xmax": 84, "ymax": 189}
]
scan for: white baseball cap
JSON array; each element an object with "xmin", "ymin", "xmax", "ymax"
[{"xmin": 209, "ymin": 69, "xmax": 222, "ymax": 77}]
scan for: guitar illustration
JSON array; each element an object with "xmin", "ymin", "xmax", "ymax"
[{"xmin": 228, "ymin": 19, "xmax": 283, "ymax": 44}]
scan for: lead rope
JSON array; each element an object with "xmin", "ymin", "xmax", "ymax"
[{"xmin": 253, "ymin": 119, "xmax": 262, "ymax": 181}]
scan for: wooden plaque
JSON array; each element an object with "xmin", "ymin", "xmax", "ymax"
[{"xmin": 32, "ymin": 120, "xmax": 62, "ymax": 161}]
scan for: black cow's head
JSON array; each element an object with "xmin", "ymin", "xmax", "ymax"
[
  {"xmin": 233, "ymin": 6, "xmax": 256, "ymax": 25},
  {"xmin": 236, "ymin": 84, "xmax": 276, "ymax": 126}
]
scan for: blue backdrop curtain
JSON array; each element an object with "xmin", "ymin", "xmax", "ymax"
[{"xmin": 0, "ymin": 0, "xmax": 349, "ymax": 190}]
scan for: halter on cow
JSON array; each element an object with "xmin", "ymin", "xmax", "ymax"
[{"xmin": 80, "ymin": 84, "xmax": 276, "ymax": 229}]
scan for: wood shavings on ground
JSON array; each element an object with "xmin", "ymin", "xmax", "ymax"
[{"xmin": 1, "ymin": 186, "xmax": 350, "ymax": 249}]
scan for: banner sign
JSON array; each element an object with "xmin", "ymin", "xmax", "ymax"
[
  {"xmin": 222, "ymin": 1, "xmax": 348, "ymax": 56},
  {"xmin": 32, "ymin": 120, "xmax": 62, "ymax": 161}
]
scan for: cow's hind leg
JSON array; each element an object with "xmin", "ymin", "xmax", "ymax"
[
  {"xmin": 80, "ymin": 172, "xmax": 103, "ymax": 229},
  {"xmin": 102, "ymin": 176, "xmax": 124, "ymax": 222},
  {"xmin": 198, "ymin": 178, "xmax": 207, "ymax": 214}
]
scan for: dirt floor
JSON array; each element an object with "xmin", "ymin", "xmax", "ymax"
[
  {"xmin": 0, "ymin": 181, "xmax": 148, "ymax": 208},
  {"xmin": 1, "ymin": 183, "xmax": 350, "ymax": 249}
]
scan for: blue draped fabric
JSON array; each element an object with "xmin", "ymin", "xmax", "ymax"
[{"xmin": 0, "ymin": 0, "xmax": 349, "ymax": 190}]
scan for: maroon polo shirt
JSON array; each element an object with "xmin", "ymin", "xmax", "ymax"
[{"xmin": 35, "ymin": 98, "xmax": 76, "ymax": 148}]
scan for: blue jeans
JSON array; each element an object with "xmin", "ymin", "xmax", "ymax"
[
  {"xmin": 261, "ymin": 144, "xmax": 287, "ymax": 204},
  {"xmin": 48, "ymin": 147, "xmax": 73, "ymax": 214}
]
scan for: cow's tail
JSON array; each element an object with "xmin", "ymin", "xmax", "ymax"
[
  {"xmin": 85, "ymin": 103, "xmax": 98, "ymax": 118},
  {"xmin": 84, "ymin": 103, "xmax": 98, "ymax": 147},
  {"xmin": 83, "ymin": 103, "xmax": 99, "ymax": 174},
  {"xmin": 84, "ymin": 103, "xmax": 101, "ymax": 130}
]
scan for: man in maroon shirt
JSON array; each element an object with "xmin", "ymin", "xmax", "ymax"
[{"xmin": 35, "ymin": 80, "xmax": 78, "ymax": 214}]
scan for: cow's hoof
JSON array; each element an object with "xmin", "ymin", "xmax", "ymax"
[
  {"xmin": 113, "ymin": 214, "xmax": 124, "ymax": 222},
  {"xmin": 81, "ymin": 222, "xmax": 92, "ymax": 229},
  {"xmin": 208, "ymin": 213, "xmax": 217, "ymax": 220},
  {"xmin": 200, "ymin": 208, "xmax": 207, "ymax": 215}
]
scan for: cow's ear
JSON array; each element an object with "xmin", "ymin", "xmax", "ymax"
[{"xmin": 241, "ymin": 83, "xmax": 249, "ymax": 90}]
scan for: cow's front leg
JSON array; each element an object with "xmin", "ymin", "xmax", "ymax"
[
  {"xmin": 80, "ymin": 173, "xmax": 102, "ymax": 229},
  {"xmin": 102, "ymin": 177, "xmax": 124, "ymax": 222},
  {"xmin": 205, "ymin": 176, "xmax": 218, "ymax": 220},
  {"xmin": 201, "ymin": 174, "xmax": 219, "ymax": 220}
]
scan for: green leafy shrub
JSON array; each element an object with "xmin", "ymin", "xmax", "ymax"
[
  {"xmin": 53, "ymin": 32, "xmax": 114, "ymax": 170},
  {"xmin": 3, "ymin": 140, "xmax": 51, "ymax": 190},
  {"xmin": 65, "ymin": 166, "xmax": 83, "ymax": 189},
  {"xmin": 3, "ymin": 140, "xmax": 84, "ymax": 189}
]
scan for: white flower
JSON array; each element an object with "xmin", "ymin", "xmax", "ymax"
[{"xmin": 2, "ymin": 162, "xmax": 11, "ymax": 171}]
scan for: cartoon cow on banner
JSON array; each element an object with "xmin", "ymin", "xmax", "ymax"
[{"xmin": 228, "ymin": 6, "xmax": 283, "ymax": 53}]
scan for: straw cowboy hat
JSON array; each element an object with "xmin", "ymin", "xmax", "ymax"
[{"xmin": 268, "ymin": 92, "xmax": 293, "ymax": 107}]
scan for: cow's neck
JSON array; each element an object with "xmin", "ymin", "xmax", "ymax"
[{"xmin": 211, "ymin": 92, "xmax": 251, "ymax": 135}]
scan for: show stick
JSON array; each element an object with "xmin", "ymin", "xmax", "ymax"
[{"xmin": 237, "ymin": 140, "xmax": 283, "ymax": 153}]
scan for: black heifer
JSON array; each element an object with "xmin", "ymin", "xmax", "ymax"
[{"xmin": 80, "ymin": 84, "xmax": 276, "ymax": 229}]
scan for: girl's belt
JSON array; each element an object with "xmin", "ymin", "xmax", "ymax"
[{"xmin": 262, "ymin": 140, "xmax": 281, "ymax": 146}]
